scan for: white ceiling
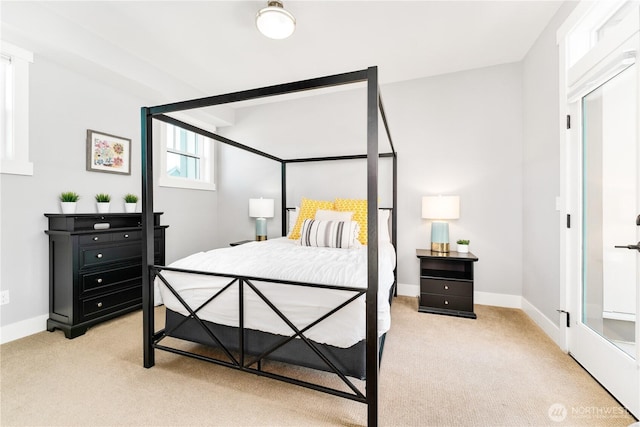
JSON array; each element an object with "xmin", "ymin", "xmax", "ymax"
[{"xmin": 1, "ymin": 0, "xmax": 563, "ymax": 122}]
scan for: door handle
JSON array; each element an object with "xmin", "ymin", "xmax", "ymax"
[{"xmin": 614, "ymin": 242, "xmax": 640, "ymax": 252}]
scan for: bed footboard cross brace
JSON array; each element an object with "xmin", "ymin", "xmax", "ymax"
[{"xmin": 151, "ymin": 266, "xmax": 368, "ymax": 402}]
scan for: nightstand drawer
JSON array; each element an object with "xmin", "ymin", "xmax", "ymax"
[
  {"xmin": 80, "ymin": 243, "xmax": 141, "ymax": 269},
  {"xmin": 81, "ymin": 286, "xmax": 141, "ymax": 320},
  {"xmin": 81, "ymin": 264, "xmax": 142, "ymax": 296},
  {"xmin": 420, "ymin": 278, "xmax": 472, "ymax": 297},
  {"xmin": 420, "ymin": 293, "xmax": 473, "ymax": 312}
]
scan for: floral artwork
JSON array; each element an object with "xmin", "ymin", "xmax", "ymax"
[{"xmin": 86, "ymin": 130, "xmax": 131, "ymax": 175}]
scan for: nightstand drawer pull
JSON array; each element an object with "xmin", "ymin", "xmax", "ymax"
[
  {"xmin": 96, "ymin": 278, "xmax": 103, "ymax": 284},
  {"xmin": 96, "ymin": 253, "xmax": 103, "ymax": 259},
  {"xmin": 93, "ymin": 237, "xmax": 99, "ymax": 241},
  {"xmin": 97, "ymin": 302, "xmax": 103, "ymax": 308},
  {"xmin": 124, "ymin": 234, "xmax": 129, "ymax": 238},
  {"xmin": 444, "ymin": 285, "xmax": 449, "ymax": 290},
  {"xmin": 444, "ymin": 300, "xmax": 449, "ymax": 305}
]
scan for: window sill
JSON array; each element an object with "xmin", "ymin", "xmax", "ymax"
[
  {"xmin": 158, "ymin": 176, "xmax": 216, "ymax": 191},
  {"xmin": 1, "ymin": 160, "xmax": 33, "ymax": 176}
]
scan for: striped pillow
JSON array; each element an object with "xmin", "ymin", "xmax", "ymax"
[{"xmin": 299, "ymin": 219, "xmax": 360, "ymax": 249}]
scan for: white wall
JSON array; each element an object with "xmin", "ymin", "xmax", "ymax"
[
  {"xmin": 0, "ymin": 53, "xmax": 218, "ymax": 340},
  {"xmin": 521, "ymin": 1, "xmax": 577, "ymax": 336},
  {"xmin": 383, "ymin": 64, "xmax": 524, "ymax": 296},
  {"xmin": 217, "ymin": 63, "xmax": 525, "ymax": 299}
]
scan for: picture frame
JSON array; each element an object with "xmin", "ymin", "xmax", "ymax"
[{"xmin": 86, "ymin": 129, "xmax": 131, "ymax": 175}]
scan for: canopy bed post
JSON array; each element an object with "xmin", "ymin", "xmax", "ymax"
[
  {"xmin": 365, "ymin": 65, "xmax": 379, "ymax": 427},
  {"xmin": 141, "ymin": 106, "xmax": 155, "ymax": 368},
  {"xmin": 281, "ymin": 162, "xmax": 287, "ymax": 236}
]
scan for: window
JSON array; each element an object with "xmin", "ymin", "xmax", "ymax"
[
  {"xmin": 567, "ymin": 1, "xmax": 638, "ymax": 68},
  {"xmin": 159, "ymin": 122, "xmax": 216, "ymax": 191},
  {"xmin": 0, "ymin": 42, "xmax": 33, "ymax": 176}
]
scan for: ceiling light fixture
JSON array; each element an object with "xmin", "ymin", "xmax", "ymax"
[{"xmin": 256, "ymin": 1, "xmax": 296, "ymax": 40}]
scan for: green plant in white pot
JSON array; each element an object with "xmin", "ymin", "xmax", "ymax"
[
  {"xmin": 95, "ymin": 193, "xmax": 111, "ymax": 213},
  {"xmin": 457, "ymin": 239, "xmax": 470, "ymax": 253},
  {"xmin": 59, "ymin": 192, "xmax": 80, "ymax": 214},
  {"xmin": 123, "ymin": 193, "xmax": 138, "ymax": 213}
]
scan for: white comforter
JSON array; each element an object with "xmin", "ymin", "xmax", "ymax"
[{"xmin": 154, "ymin": 237, "xmax": 396, "ymax": 348}]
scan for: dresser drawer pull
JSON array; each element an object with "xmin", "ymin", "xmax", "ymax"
[
  {"xmin": 444, "ymin": 285, "xmax": 449, "ymax": 290},
  {"xmin": 96, "ymin": 253, "xmax": 103, "ymax": 259},
  {"xmin": 96, "ymin": 278, "xmax": 103, "ymax": 284},
  {"xmin": 97, "ymin": 302, "xmax": 103, "ymax": 308},
  {"xmin": 444, "ymin": 300, "xmax": 449, "ymax": 305},
  {"xmin": 124, "ymin": 234, "xmax": 129, "ymax": 238},
  {"xmin": 93, "ymin": 236, "xmax": 99, "ymax": 241}
]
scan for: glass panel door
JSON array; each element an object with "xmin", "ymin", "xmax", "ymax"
[{"xmin": 582, "ymin": 63, "xmax": 637, "ymax": 359}]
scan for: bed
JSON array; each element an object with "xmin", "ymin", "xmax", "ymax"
[{"xmin": 141, "ymin": 67, "xmax": 396, "ymax": 426}]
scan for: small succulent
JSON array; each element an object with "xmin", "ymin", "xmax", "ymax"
[
  {"xmin": 124, "ymin": 193, "xmax": 139, "ymax": 203},
  {"xmin": 59, "ymin": 192, "xmax": 80, "ymax": 202},
  {"xmin": 95, "ymin": 193, "xmax": 111, "ymax": 203},
  {"xmin": 457, "ymin": 239, "xmax": 470, "ymax": 245}
]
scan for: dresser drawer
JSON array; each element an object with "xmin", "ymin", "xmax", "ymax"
[
  {"xmin": 80, "ymin": 243, "xmax": 141, "ymax": 269},
  {"xmin": 111, "ymin": 230, "xmax": 141, "ymax": 243},
  {"xmin": 420, "ymin": 278, "xmax": 472, "ymax": 297},
  {"xmin": 420, "ymin": 293, "xmax": 473, "ymax": 312},
  {"xmin": 81, "ymin": 264, "xmax": 142, "ymax": 296},
  {"xmin": 79, "ymin": 234, "xmax": 112, "ymax": 245},
  {"xmin": 81, "ymin": 286, "xmax": 142, "ymax": 321}
]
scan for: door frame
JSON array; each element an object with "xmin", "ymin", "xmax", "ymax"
[{"xmin": 558, "ymin": 0, "xmax": 640, "ymax": 418}]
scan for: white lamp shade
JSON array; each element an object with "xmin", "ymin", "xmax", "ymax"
[
  {"xmin": 256, "ymin": 1, "xmax": 296, "ymax": 40},
  {"xmin": 249, "ymin": 198, "xmax": 275, "ymax": 218},
  {"xmin": 422, "ymin": 196, "xmax": 460, "ymax": 220}
]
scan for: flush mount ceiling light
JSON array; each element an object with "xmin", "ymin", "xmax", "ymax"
[{"xmin": 256, "ymin": 1, "xmax": 296, "ymax": 40}]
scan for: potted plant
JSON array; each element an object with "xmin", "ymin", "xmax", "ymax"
[
  {"xmin": 59, "ymin": 192, "xmax": 80, "ymax": 214},
  {"xmin": 95, "ymin": 193, "xmax": 111, "ymax": 213},
  {"xmin": 123, "ymin": 193, "xmax": 138, "ymax": 213},
  {"xmin": 457, "ymin": 239, "xmax": 470, "ymax": 253}
]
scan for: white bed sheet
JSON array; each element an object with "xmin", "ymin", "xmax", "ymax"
[{"xmin": 154, "ymin": 237, "xmax": 396, "ymax": 348}]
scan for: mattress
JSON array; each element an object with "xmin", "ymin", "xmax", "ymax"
[{"xmin": 154, "ymin": 237, "xmax": 396, "ymax": 348}]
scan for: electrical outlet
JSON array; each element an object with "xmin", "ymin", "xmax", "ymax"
[{"xmin": 0, "ymin": 290, "xmax": 9, "ymax": 305}]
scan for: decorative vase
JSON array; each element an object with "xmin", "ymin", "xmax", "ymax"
[
  {"xmin": 124, "ymin": 202, "xmax": 137, "ymax": 213},
  {"xmin": 457, "ymin": 244, "xmax": 469, "ymax": 253},
  {"xmin": 60, "ymin": 202, "xmax": 77, "ymax": 214},
  {"xmin": 96, "ymin": 202, "xmax": 110, "ymax": 213}
]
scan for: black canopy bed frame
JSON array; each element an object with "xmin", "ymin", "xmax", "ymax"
[{"xmin": 140, "ymin": 66, "xmax": 397, "ymax": 426}]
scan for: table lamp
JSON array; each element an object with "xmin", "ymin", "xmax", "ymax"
[
  {"xmin": 422, "ymin": 195, "xmax": 460, "ymax": 253},
  {"xmin": 249, "ymin": 198, "xmax": 274, "ymax": 241}
]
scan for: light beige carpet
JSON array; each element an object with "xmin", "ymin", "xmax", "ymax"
[{"xmin": 0, "ymin": 297, "xmax": 636, "ymax": 426}]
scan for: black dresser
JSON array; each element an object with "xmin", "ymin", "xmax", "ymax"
[{"xmin": 45, "ymin": 213, "xmax": 167, "ymax": 338}]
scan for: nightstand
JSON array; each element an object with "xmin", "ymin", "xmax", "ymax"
[
  {"xmin": 416, "ymin": 249, "xmax": 478, "ymax": 319},
  {"xmin": 230, "ymin": 239, "xmax": 254, "ymax": 247}
]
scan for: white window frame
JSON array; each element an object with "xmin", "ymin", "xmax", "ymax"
[
  {"xmin": 159, "ymin": 118, "xmax": 216, "ymax": 191},
  {"xmin": 0, "ymin": 42, "xmax": 33, "ymax": 176}
]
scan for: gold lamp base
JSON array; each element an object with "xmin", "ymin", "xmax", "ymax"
[
  {"xmin": 431, "ymin": 242, "xmax": 450, "ymax": 253},
  {"xmin": 256, "ymin": 235, "xmax": 267, "ymax": 241}
]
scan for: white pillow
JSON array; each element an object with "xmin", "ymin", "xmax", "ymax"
[
  {"xmin": 315, "ymin": 209, "xmax": 353, "ymax": 221},
  {"xmin": 299, "ymin": 219, "xmax": 360, "ymax": 249},
  {"xmin": 287, "ymin": 207, "xmax": 299, "ymax": 237},
  {"xmin": 378, "ymin": 209, "xmax": 391, "ymax": 243}
]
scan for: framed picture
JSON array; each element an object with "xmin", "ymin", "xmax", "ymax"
[{"xmin": 86, "ymin": 129, "xmax": 131, "ymax": 175}]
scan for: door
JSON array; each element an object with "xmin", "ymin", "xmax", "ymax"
[{"xmin": 567, "ymin": 32, "xmax": 640, "ymax": 417}]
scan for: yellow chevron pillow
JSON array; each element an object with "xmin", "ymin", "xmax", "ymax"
[
  {"xmin": 335, "ymin": 198, "xmax": 368, "ymax": 245},
  {"xmin": 289, "ymin": 198, "xmax": 335, "ymax": 240}
]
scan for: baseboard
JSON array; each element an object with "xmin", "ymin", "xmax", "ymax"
[
  {"xmin": 0, "ymin": 315, "xmax": 48, "ymax": 344},
  {"xmin": 397, "ymin": 283, "xmax": 522, "ymax": 309},
  {"xmin": 521, "ymin": 297, "xmax": 564, "ymax": 349}
]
